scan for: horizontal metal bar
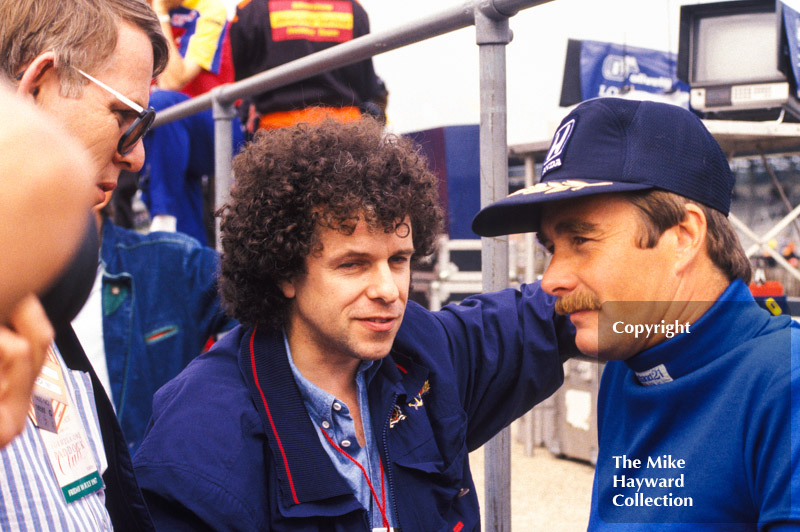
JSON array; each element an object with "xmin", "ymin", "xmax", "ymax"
[{"xmin": 153, "ymin": 0, "xmax": 553, "ymax": 127}]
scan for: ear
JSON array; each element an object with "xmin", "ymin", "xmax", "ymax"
[
  {"xmin": 16, "ymin": 51, "xmax": 56, "ymax": 102},
  {"xmin": 279, "ymin": 279, "xmax": 296, "ymax": 299},
  {"xmin": 672, "ymin": 203, "xmax": 707, "ymax": 274}
]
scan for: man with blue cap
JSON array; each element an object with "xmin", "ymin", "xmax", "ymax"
[{"xmin": 473, "ymin": 97, "xmax": 799, "ymax": 530}]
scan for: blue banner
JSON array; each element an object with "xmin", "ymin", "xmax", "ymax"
[
  {"xmin": 560, "ymin": 39, "xmax": 689, "ymax": 107},
  {"xmin": 580, "ymin": 40, "xmax": 689, "ymax": 103},
  {"xmin": 781, "ymin": 1, "xmax": 800, "ymax": 98}
]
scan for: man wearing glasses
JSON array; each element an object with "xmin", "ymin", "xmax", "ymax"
[{"xmin": 0, "ymin": 0, "xmax": 167, "ymax": 530}]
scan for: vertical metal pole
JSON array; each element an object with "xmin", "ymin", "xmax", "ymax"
[
  {"xmin": 211, "ymin": 88, "xmax": 237, "ymax": 251},
  {"xmin": 475, "ymin": 3, "xmax": 513, "ymax": 531}
]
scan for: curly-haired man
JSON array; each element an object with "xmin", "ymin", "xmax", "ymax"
[{"xmin": 134, "ymin": 118, "xmax": 575, "ymax": 532}]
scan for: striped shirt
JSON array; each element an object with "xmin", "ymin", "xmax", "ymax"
[{"xmin": 0, "ymin": 344, "xmax": 112, "ymax": 531}]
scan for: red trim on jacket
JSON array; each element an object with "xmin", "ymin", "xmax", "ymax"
[{"xmin": 249, "ymin": 327, "xmax": 300, "ymax": 504}]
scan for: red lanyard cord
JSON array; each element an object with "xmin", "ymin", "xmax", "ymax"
[{"xmin": 320, "ymin": 427, "xmax": 389, "ymax": 529}]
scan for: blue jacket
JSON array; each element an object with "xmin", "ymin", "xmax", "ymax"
[
  {"xmin": 133, "ymin": 283, "xmax": 573, "ymax": 531},
  {"xmin": 100, "ymin": 220, "xmax": 235, "ymax": 452}
]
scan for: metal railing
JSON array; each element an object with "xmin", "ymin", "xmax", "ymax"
[{"xmin": 154, "ymin": 1, "xmax": 556, "ymax": 529}]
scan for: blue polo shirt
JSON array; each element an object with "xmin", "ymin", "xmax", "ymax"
[{"xmin": 285, "ymin": 334, "xmax": 397, "ymax": 530}]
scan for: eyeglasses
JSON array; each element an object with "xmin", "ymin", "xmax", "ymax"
[{"xmin": 76, "ymin": 69, "xmax": 155, "ymax": 156}]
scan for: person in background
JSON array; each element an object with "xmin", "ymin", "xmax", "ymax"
[
  {"xmin": 138, "ymin": 88, "xmax": 244, "ymax": 244},
  {"xmin": 0, "ymin": 0, "xmax": 168, "ymax": 528},
  {"xmin": 472, "ymin": 97, "xmax": 799, "ymax": 530},
  {"xmin": 150, "ymin": 0, "xmax": 234, "ymax": 96},
  {"xmin": 131, "ymin": 0, "xmax": 240, "ymax": 240},
  {"xmin": 230, "ymin": 0, "xmax": 382, "ymax": 133},
  {"xmin": 71, "ymin": 200, "xmax": 235, "ymax": 453}
]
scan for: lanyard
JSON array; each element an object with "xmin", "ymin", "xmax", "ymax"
[{"xmin": 320, "ymin": 428, "xmax": 390, "ymax": 530}]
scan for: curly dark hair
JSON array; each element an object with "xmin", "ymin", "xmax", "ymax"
[{"xmin": 218, "ymin": 117, "xmax": 443, "ymax": 329}]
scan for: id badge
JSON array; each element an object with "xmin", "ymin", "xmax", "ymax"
[
  {"xmin": 29, "ymin": 348, "xmax": 104, "ymax": 503},
  {"xmin": 29, "ymin": 351, "xmax": 68, "ymax": 433}
]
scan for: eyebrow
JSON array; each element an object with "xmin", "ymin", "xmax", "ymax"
[
  {"xmin": 329, "ymin": 247, "xmax": 416, "ymax": 261},
  {"xmin": 330, "ymin": 251, "xmax": 371, "ymax": 262},
  {"xmin": 537, "ymin": 219, "xmax": 599, "ymax": 247}
]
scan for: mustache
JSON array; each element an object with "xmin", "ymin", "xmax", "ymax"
[{"xmin": 555, "ymin": 292, "xmax": 602, "ymax": 315}]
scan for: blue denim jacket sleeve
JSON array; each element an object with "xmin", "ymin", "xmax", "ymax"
[{"xmin": 101, "ymin": 220, "xmax": 235, "ymax": 452}]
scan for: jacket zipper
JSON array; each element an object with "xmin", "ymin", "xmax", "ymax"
[{"xmin": 382, "ymin": 392, "xmax": 402, "ymax": 532}]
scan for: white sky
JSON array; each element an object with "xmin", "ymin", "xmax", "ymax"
[
  {"xmin": 359, "ymin": 0, "xmax": 688, "ymax": 144},
  {"xmin": 224, "ymin": 0, "xmax": 789, "ymax": 145}
]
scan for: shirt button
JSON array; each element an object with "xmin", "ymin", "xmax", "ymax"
[
  {"xmin": 110, "ymin": 286, "xmax": 121, "ymax": 296},
  {"xmin": 332, "ymin": 402, "xmax": 342, "ymax": 411},
  {"xmin": 341, "ymin": 439, "xmax": 351, "ymax": 448},
  {"xmin": 322, "ymin": 421, "xmax": 330, "ymax": 429}
]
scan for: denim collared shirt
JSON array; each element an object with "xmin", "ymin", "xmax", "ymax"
[{"xmin": 285, "ymin": 334, "xmax": 397, "ymax": 530}]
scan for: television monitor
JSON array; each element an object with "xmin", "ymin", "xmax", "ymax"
[{"xmin": 678, "ymin": 0, "xmax": 797, "ymax": 119}]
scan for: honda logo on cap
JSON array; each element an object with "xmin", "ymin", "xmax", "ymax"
[{"xmin": 542, "ymin": 119, "xmax": 575, "ymax": 176}]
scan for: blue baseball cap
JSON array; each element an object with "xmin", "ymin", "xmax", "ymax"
[{"xmin": 471, "ymin": 97, "xmax": 735, "ymax": 237}]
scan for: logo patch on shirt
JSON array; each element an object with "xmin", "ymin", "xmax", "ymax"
[
  {"xmin": 389, "ymin": 405, "xmax": 406, "ymax": 428},
  {"xmin": 407, "ymin": 380, "xmax": 430, "ymax": 410},
  {"xmin": 145, "ymin": 325, "xmax": 179, "ymax": 345},
  {"xmin": 269, "ymin": 0, "xmax": 354, "ymax": 42},
  {"xmin": 635, "ymin": 364, "xmax": 674, "ymax": 386}
]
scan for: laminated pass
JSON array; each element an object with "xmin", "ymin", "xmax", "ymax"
[{"xmin": 29, "ymin": 347, "xmax": 104, "ymax": 503}]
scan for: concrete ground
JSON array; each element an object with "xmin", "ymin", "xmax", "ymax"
[{"xmin": 469, "ymin": 424, "xmax": 595, "ymax": 531}]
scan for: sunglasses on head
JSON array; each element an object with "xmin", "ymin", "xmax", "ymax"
[{"xmin": 76, "ymin": 69, "xmax": 155, "ymax": 156}]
